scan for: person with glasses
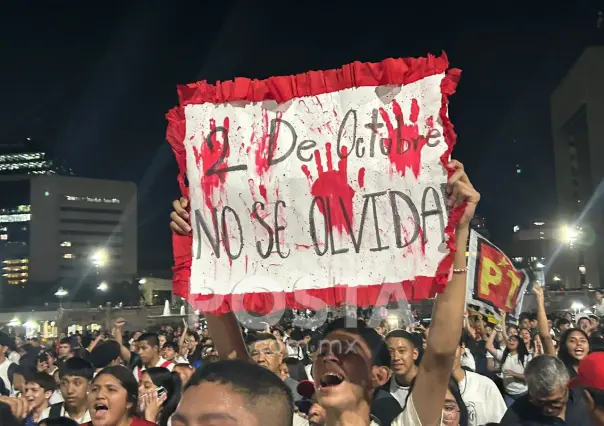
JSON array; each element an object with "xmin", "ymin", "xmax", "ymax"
[
  {"xmin": 500, "ymin": 355, "xmax": 590, "ymax": 425},
  {"xmin": 248, "ymin": 333, "xmax": 303, "ymax": 401}
]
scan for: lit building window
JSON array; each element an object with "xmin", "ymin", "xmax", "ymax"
[
  {"xmin": 60, "ymin": 241, "xmax": 72, "ymax": 247},
  {"xmin": 64, "ymin": 195, "xmax": 120, "ymax": 204},
  {"xmin": 63, "ymin": 253, "xmax": 74, "ymax": 259},
  {"xmin": 0, "ymin": 214, "xmax": 31, "ymax": 223},
  {"xmin": 513, "ymin": 225, "xmax": 520, "ymax": 233},
  {"xmin": 2, "ymin": 259, "xmax": 28, "ymax": 265},
  {"xmin": 0, "ymin": 234, "xmax": 6, "ymax": 240},
  {"xmin": 533, "ymin": 222, "xmax": 545, "ymax": 226}
]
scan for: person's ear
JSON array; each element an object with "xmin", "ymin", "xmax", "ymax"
[
  {"xmin": 45, "ymin": 390, "xmax": 53, "ymax": 400},
  {"xmin": 412, "ymin": 348, "xmax": 419, "ymax": 361},
  {"xmin": 371, "ymin": 365, "xmax": 391, "ymax": 388}
]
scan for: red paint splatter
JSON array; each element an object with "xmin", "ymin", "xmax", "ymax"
[
  {"xmin": 253, "ymin": 110, "xmax": 281, "ymax": 202},
  {"xmin": 259, "ymin": 184, "xmax": 267, "ymax": 202},
  {"xmin": 192, "ymin": 118, "xmax": 230, "ymax": 212},
  {"xmin": 315, "ymin": 96, "xmax": 323, "ymax": 108},
  {"xmin": 244, "ymin": 255, "xmax": 248, "ymax": 272},
  {"xmin": 358, "ymin": 167, "xmax": 366, "ymax": 188},
  {"xmin": 302, "ymin": 143, "xmax": 355, "ymax": 234},
  {"xmin": 417, "ymin": 224, "xmax": 426, "ymax": 255},
  {"xmin": 295, "ymin": 244, "xmax": 312, "ymax": 250},
  {"xmin": 378, "ymin": 99, "xmax": 434, "ymax": 178}
]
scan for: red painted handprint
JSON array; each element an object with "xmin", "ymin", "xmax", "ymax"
[
  {"xmin": 379, "ymin": 98, "xmax": 436, "ymax": 179},
  {"xmin": 301, "ymin": 143, "xmax": 355, "ymax": 234}
]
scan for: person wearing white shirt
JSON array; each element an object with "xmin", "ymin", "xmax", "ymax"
[
  {"xmin": 24, "ymin": 372, "xmax": 56, "ymax": 424},
  {"xmin": 594, "ymin": 289, "xmax": 604, "ymax": 317},
  {"xmin": 133, "ymin": 332, "xmax": 174, "ymax": 381},
  {"xmin": 48, "ymin": 357, "xmax": 94, "ymax": 424},
  {"xmin": 0, "ymin": 333, "xmax": 15, "ymax": 393},
  {"xmin": 486, "ymin": 331, "xmax": 530, "ymax": 407},
  {"xmin": 385, "ymin": 330, "xmax": 421, "ymax": 407},
  {"xmin": 453, "ymin": 335, "xmax": 506, "ymax": 426}
]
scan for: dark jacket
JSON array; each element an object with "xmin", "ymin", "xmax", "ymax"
[{"xmin": 500, "ymin": 387, "xmax": 591, "ymax": 426}]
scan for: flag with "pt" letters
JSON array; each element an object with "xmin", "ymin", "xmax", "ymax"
[{"xmin": 466, "ymin": 230, "xmax": 529, "ymax": 320}]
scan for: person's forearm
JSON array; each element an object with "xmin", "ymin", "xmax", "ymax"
[
  {"xmin": 205, "ymin": 312, "xmax": 251, "ymax": 361},
  {"xmin": 428, "ymin": 226, "xmax": 469, "ymax": 357}
]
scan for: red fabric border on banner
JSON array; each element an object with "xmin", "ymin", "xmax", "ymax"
[{"xmin": 166, "ymin": 52, "xmax": 463, "ymax": 315}]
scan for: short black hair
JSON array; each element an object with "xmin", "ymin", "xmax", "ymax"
[
  {"xmin": 38, "ymin": 417, "xmax": 80, "ymax": 426},
  {"xmin": 59, "ymin": 337, "xmax": 72, "ymax": 347},
  {"xmin": 137, "ymin": 332, "xmax": 160, "ymax": 348},
  {"xmin": 89, "ymin": 340, "xmax": 121, "ymax": 369},
  {"xmin": 163, "ymin": 342, "xmax": 179, "ymax": 352},
  {"xmin": 59, "ymin": 357, "xmax": 94, "ymax": 381},
  {"xmin": 186, "ymin": 360, "xmax": 293, "ymax": 426},
  {"xmin": 26, "ymin": 371, "xmax": 56, "ymax": 393},
  {"xmin": 386, "ymin": 330, "xmax": 421, "ymax": 349}
]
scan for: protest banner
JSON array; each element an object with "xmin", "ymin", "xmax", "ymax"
[
  {"xmin": 466, "ymin": 230, "xmax": 530, "ymax": 320},
  {"xmin": 167, "ymin": 53, "xmax": 463, "ymax": 314}
]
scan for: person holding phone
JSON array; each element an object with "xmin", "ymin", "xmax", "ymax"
[{"xmin": 137, "ymin": 367, "xmax": 181, "ymax": 426}]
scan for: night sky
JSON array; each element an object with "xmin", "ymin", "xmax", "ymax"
[{"xmin": 1, "ymin": 0, "xmax": 600, "ymax": 271}]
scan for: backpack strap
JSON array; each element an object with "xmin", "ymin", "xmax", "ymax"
[{"xmin": 49, "ymin": 402, "xmax": 63, "ymax": 418}]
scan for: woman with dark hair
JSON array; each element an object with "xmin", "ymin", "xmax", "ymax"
[
  {"xmin": 558, "ymin": 327, "xmax": 590, "ymax": 377},
  {"xmin": 486, "ymin": 331, "xmax": 530, "ymax": 407},
  {"xmin": 85, "ymin": 365, "xmax": 155, "ymax": 426},
  {"xmin": 138, "ymin": 367, "xmax": 181, "ymax": 426}
]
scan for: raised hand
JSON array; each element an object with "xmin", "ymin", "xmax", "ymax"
[{"xmin": 446, "ymin": 160, "xmax": 480, "ymax": 228}]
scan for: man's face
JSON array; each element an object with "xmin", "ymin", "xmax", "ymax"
[
  {"xmin": 596, "ymin": 292, "xmax": 603, "ymax": 303},
  {"xmin": 138, "ymin": 340, "xmax": 158, "ymax": 365},
  {"xmin": 60, "ymin": 375, "xmax": 89, "ymax": 409},
  {"xmin": 313, "ymin": 330, "xmax": 372, "ymax": 411},
  {"xmin": 250, "ymin": 339, "xmax": 282, "ymax": 374},
  {"xmin": 521, "ymin": 318, "xmax": 531, "ymax": 329},
  {"xmin": 172, "ymin": 381, "xmax": 260, "ymax": 426},
  {"xmin": 530, "ymin": 386, "xmax": 568, "ymax": 418},
  {"xmin": 59, "ymin": 344, "xmax": 72, "ymax": 359},
  {"xmin": 184, "ymin": 335, "xmax": 197, "ymax": 352},
  {"xmin": 163, "ymin": 346, "xmax": 177, "ymax": 361},
  {"xmin": 530, "ymin": 319, "xmax": 538, "ymax": 329},
  {"xmin": 24, "ymin": 382, "xmax": 51, "ymax": 410},
  {"xmin": 386, "ymin": 337, "xmax": 417, "ymax": 377}
]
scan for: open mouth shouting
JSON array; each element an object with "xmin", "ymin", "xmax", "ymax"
[
  {"xmin": 318, "ymin": 371, "xmax": 346, "ymax": 392},
  {"xmin": 574, "ymin": 346, "xmax": 586, "ymax": 358},
  {"xmin": 91, "ymin": 402, "xmax": 110, "ymax": 419}
]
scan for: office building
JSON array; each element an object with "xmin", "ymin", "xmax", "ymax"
[
  {"xmin": 0, "ymin": 174, "xmax": 137, "ymax": 306},
  {"xmin": 0, "ymin": 141, "xmax": 72, "ymax": 176},
  {"xmin": 550, "ymin": 46, "xmax": 604, "ymax": 289}
]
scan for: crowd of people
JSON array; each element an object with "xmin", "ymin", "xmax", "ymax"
[{"xmin": 0, "ymin": 161, "xmax": 603, "ymax": 426}]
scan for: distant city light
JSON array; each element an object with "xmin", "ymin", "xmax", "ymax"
[
  {"xmin": 54, "ymin": 287, "xmax": 68, "ymax": 298},
  {"xmin": 91, "ymin": 249, "xmax": 108, "ymax": 267},
  {"xmin": 97, "ymin": 282, "xmax": 109, "ymax": 292}
]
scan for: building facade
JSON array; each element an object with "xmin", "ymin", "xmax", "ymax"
[
  {"xmin": 550, "ymin": 46, "xmax": 604, "ymax": 289},
  {"xmin": 0, "ymin": 174, "xmax": 137, "ymax": 305}
]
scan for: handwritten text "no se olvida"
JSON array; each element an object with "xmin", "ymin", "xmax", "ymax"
[{"xmin": 193, "ymin": 107, "xmax": 447, "ymax": 262}]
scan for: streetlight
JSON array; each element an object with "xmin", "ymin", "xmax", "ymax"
[
  {"xmin": 91, "ymin": 249, "xmax": 108, "ymax": 268},
  {"xmin": 97, "ymin": 282, "xmax": 109, "ymax": 292},
  {"xmin": 54, "ymin": 287, "xmax": 68, "ymax": 308},
  {"xmin": 560, "ymin": 225, "xmax": 580, "ymax": 245}
]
